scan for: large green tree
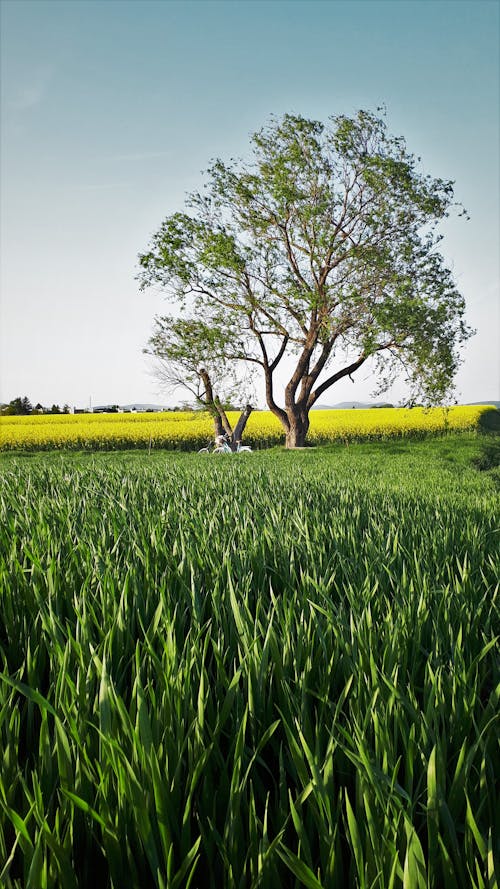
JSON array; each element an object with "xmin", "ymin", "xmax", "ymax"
[{"xmin": 138, "ymin": 110, "xmax": 472, "ymax": 447}]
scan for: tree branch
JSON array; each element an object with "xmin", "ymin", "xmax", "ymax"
[
  {"xmin": 308, "ymin": 354, "xmax": 368, "ymax": 406},
  {"xmin": 270, "ymin": 334, "xmax": 290, "ymax": 372}
]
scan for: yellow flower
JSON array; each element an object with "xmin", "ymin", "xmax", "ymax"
[{"xmin": 0, "ymin": 406, "xmax": 495, "ymax": 451}]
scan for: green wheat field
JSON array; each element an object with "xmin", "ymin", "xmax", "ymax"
[{"xmin": 1, "ymin": 435, "xmax": 499, "ymax": 888}]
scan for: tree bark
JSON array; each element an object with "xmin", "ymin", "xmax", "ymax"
[
  {"xmin": 285, "ymin": 410, "xmax": 310, "ymax": 448},
  {"xmin": 214, "ymin": 396, "xmax": 233, "ymax": 437},
  {"xmin": 231, "ymin": 404, "xmax": 253, "ymax": 448},
  {"xmin": 198, "ymin": 369, "xmax": 224, "ymax": 437}
]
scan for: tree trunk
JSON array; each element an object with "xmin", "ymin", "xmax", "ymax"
[
  {"xmin": 213, "ymin": 396, "xmax": 233, "ymax": 438},
  {"xmin": 211, "ymin": 412, "xmax": 224, "ymax": 438},
  {"xmin": 231, "ymin": 404, "xmax": 253, "ymax": 449},
  {"xmin": 198, "ymin": 368, "xmax": 253, "ymax": 448},
  {"xmin": 199, "ymin": 369, "xmax": 225, "ymax": 437},
  {"xmin": 285, "ymin": 411, "xmax": 309, "ymax": 448}
]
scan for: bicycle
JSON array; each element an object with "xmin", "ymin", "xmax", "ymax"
[{"xmin": 198, "ymin": 435, "xmax": 252, "ymax": 454}]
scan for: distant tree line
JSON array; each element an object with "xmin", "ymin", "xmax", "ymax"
[{"xmin": 1, "ymin": 396, "xmax": 71, "ymax": 416}]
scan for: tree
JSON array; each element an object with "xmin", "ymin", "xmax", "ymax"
[
  {"xmin": 1, "ymin": 396, "xmax": 32, "ymax": 415},
  {"xmin": 138, "ymin": 110, "xmax": 473, "ymax": 447},
  {"xmin": 145, "ymin": 316, "xmax": 254, "ymax": 449}
]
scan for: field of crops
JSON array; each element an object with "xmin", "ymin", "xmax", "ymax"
[
  {"xmin": 0, "ymin": 437, "xmax": 498, "ymax": 888},
  {"xmin": 1, "ymin": 404, "xmax": 498, "ymax": 451}
]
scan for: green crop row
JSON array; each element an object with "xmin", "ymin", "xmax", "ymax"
[{"xmin": 0, "ymin": 439, "xmax": 498, "ymax": 888}]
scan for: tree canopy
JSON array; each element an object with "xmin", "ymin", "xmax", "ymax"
[{"xmin": 138, "ymin": 109, "xmax": 473, "ymax": 447}]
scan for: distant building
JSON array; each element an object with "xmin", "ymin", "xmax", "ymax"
[{"xmin": 73, "ymin": 403, "xmax": 171, "ymax": 413}]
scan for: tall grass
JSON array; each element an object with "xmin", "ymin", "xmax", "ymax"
[{"xmin": 0, "ymin": 440, "xmax": 498, "ymax": 887}]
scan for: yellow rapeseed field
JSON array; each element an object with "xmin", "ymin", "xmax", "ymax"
[{"xmin": 0, "ymin": 405, "xmax": 497, "ymax": 451}]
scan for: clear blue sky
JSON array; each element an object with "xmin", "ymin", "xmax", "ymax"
[{"xmin": 1, "ymin": 0, "xmax": 498, "ymax": 408}]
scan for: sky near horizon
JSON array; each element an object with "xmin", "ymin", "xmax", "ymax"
[{"xmin": 1, "ymin": 0, "xmax": 499, "ymax": 409}]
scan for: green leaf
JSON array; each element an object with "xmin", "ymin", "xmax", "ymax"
[
  {"xmin": 277, "ymin": 844, "xmax": 325, "ymax": 889},
  {"xmin": 62, "ymin": 790, "xmax": 108, "ymax": 830},
  {"xmin": 26, "ymin": 830, "xmax": 44, "ymax": 889},
  {"xmin": 403, "ymin": 825, "xmax": 427, "ymax": 889},
  {"xmin": 465, "ymin": 795, "xmax": 487, "ymax": 860},
  {"xmin": 345, "ymin": 789, "xmax": 365, "ymax": 887},
  {"xmin": 0, "ymin": 674, "xmax": 57, "ymax": 718},
  {"xmin": 171, "ymin": 836, "xmax": 202, "ymax": 889}
]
